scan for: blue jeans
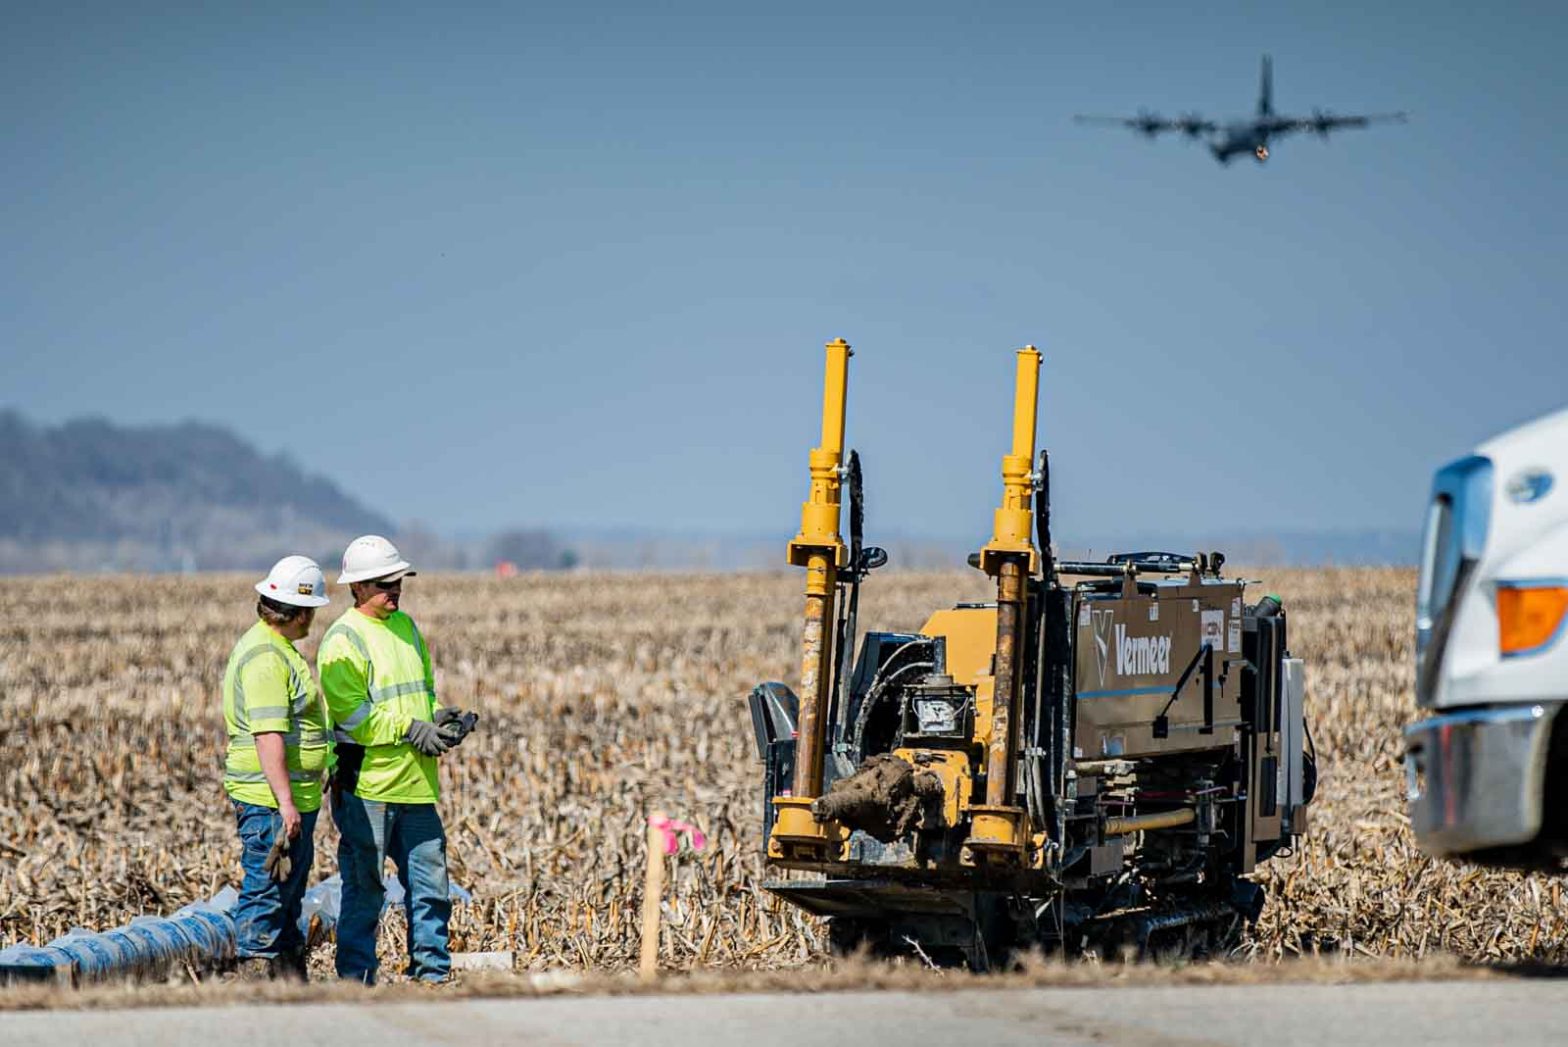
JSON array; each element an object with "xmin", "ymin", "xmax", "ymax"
[
  {"xmin": 331, "ymin": 790, "xmax": 450, "ymax": 983},
  {"xmin": 232, "ymin": 800, "xmax": 318, "ymax": 960}
]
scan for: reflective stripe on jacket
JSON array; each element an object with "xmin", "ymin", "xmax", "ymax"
[
  {"xmin": 318, "ymin": 608, "xmax": 441, "ymax": 804},
  {"xmin": 221, "ymin": 620, "xmax": 331, "ymax": 812}
]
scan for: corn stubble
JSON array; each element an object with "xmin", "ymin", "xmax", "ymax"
[{"xmin": 0, "ymin": 569, "xmax": 1560, "ymax": 978}]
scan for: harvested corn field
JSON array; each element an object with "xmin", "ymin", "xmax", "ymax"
[{"xmin": 0, "ymin": 568, "xmax": 1561, "ymax": 977}]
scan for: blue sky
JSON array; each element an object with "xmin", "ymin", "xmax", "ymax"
[{"xmin": 4, "ymin": 2, "xmax": 1565, "ymax": 549}]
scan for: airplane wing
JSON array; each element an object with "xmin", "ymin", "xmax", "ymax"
[
  {"xmin": 1074, "ymin": 112, "xmax": 1189, "ymax": 138},
  {"xmin": 1172, "ymin": 114, "xmax": 1218, "ymax": 138},
  {"xmin": 1269, "ymin": 111, "xmax": 1408, "ymax": 138}
]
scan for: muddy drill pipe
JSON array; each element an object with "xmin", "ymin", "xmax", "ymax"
[
  {"xmin": 966, "ymin": 346, "xmax": 1042, "ymax": 863},
  {"xmin": 768, "ymin": 338, "xmax": 852, "ymax": 860},
  {"xmin": 988, "ymin": 557, "xmax": 1026, "ymax": 803}
]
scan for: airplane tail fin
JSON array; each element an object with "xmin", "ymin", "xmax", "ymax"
[{"xmin": 1258, "ymin": 54, "xmax": 1274, "ymax": 117}]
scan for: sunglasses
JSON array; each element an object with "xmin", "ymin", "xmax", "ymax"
[{"xmin": 372, "ymin": 578, "xmax": 404, "ymax": 591}]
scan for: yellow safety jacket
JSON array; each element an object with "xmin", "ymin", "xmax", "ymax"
[
  {"xmin": 318, "ymin": 608, "xmax": 442, "ymax": 804},
  {"xmin": 222, "ymin": 621, "xmax": 331, "ymax": 812}
]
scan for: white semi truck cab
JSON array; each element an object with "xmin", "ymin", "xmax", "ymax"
[{"xmin": 1405, "ymin": 407, "xmax": 1568, "ymax": 867}]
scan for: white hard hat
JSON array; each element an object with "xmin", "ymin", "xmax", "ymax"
[
  {"xmin": 338, "ymin": 534, "xmax": 417, "ymax": 585},
  {"xmin": 255, "ymin": 555, "xmax": 331, "ymax": 607}
]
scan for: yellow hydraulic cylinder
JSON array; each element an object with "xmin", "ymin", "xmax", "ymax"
[
  {"xmin": 978, "ymin": 346, "xmax": 1042, "ymax": 577},
  {"xmin": 967, "ymin": 346, "xmax": 1042, "ymax": 863},
  {"xmin": 771, "ymin": 339, "xmax": 852, "ymax": 861},
  {"xmin": 787, "ymin": 338, "xmax": 851, "ymax": 572},
  {"xmin": 1104, "ymin": 808, "xmax": 1197, "ymax": 836}
]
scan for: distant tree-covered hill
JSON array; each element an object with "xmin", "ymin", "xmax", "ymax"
[{"xmin": 0, "ymin": 411, "xmax": 393, "ymax": 573}]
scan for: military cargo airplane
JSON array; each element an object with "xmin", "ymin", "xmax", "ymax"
[{"xmin": 1075, "ymin": 56, "xmax": 1407, "ymax": 164}]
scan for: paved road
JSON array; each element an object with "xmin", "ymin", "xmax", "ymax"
[{"xmin": 7, "ymin": 980, "xmax": 1568, "ymax": 1046}]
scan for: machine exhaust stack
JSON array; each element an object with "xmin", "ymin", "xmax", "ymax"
[
  {"xmin": 967, "ymin": 346, "xmax": 1042, "ymax": 863},
  {"xmin": 769, "ymin": 338, "xmax": 852, "ymax": 860}
]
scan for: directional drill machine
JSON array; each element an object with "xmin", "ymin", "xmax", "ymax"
[{"xmin": 749, "ymin": 340, "xmax": 1315, "ymax": 967}]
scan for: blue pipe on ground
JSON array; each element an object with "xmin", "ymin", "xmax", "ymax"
[
  {"xmin": 0, "ymin": 890, "xmax": 239, "ymax": 985},
  {"xmin": 1, "ymin": 875, "xmax": 469, "ymax": 985}
]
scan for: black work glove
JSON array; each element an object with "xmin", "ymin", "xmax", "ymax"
[
  {"xmin": 405, "ymin": 719, "xmax": 451, "ymax": 757},
  {"xmin": 333, "ymin": 742, "xmax": 365, "ymax": 796},
  {"xmin": 263, "ymin": 834, "xmax": 292, "ymax": 883},
  {"xmin": 435, "ymin": 708, "xmax": 479, "ymax": 747}
]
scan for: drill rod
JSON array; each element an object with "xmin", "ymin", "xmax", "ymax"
[
  {"xmin": 792, "ymin": 555, "xmax": 837, "ymax": 798},
  {"xmin": 985, "ymin": 555, "xmax": 1026, "ymax": 806}
]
